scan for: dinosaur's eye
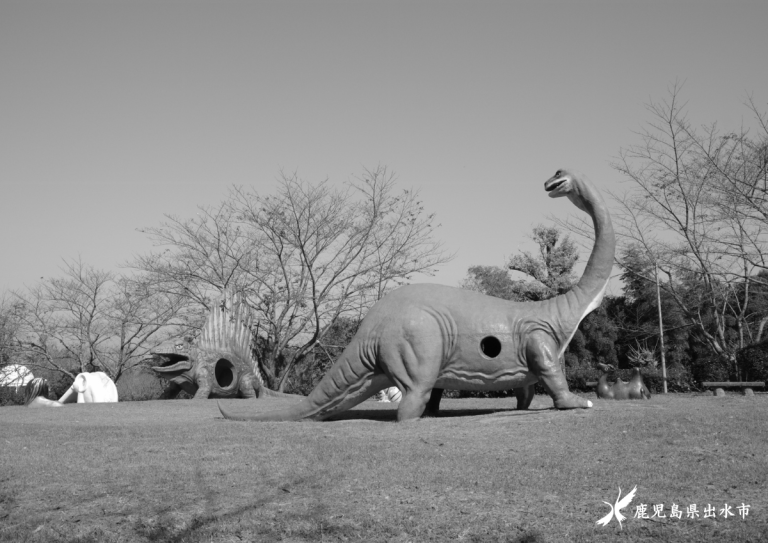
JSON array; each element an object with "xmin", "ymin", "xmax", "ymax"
[{"xmin": 554, "ymin": 170, "xmax": 562, "ymax": 177}]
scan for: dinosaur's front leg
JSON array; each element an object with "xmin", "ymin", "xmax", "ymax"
[
  {"xmin": 525, "ymin": 332, "xmax": 592, "ymax": 409},
  {"xmin": 193, "ymin": 367, "xmax": 212, "ymax": 399},
  {"xmin": 423, "ymin": 388, "xmax": 444, "ymax": 417}
]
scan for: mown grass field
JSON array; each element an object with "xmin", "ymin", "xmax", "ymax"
[{"xmin": 1, "ymin": 393, "xmax": 767, "ymax": 543}]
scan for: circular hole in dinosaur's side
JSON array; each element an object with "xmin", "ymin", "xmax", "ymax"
[
  {"xmin": 215, "ymin": 358, "xmax": 234, "ymax": 388},
  {"xmin": 480, "ymin": 336, "xmax": 502, "ymax": 358}
]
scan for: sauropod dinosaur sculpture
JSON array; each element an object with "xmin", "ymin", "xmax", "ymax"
[
  {"xmin": 219, "ymin": 169, "xmax": 614, "ymax": 422},
  {"xmin": 149, "ymin": 291, "xmax": 298, "ymax": 400},
  {"xmin": 595, "ymin": 363, "xmax": 651, "ymax": 400}
]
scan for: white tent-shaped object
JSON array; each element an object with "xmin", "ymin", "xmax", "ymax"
[{"xmin": 0, "ymin": 365, "xmax": 34, "ymax": 392}]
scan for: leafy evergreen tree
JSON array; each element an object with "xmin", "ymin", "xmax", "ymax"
[{"xmin": 462, "ymin": 225, "xmax": 618, "ymax": 371}]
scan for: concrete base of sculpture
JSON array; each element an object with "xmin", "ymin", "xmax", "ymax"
[
  {"xmin": 595, "ymin": 364, "xmax": 651, "ymax": 400},
  {"xmin": 714, "ymin": 388, "xmax": 726, "ymax": 397}
]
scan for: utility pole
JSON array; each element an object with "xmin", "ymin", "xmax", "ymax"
[{"xmin": 655, "ymin": 262, "xmax": 668, "ymax": 393}]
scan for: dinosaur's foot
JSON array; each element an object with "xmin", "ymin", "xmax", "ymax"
[{"xmin": 553, "ymin": 393, "xmax": 592, "ymax": 410}]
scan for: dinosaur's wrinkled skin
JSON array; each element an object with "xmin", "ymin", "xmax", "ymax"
[
  {"xmin": 150, "ymin": 292, "xmax": 296, "ymax": 400},
  {"xmin": 220, "ymin": 169, "xmax": 615, "ymax": 422},
  {"xmin": 595, "ymin": 364, "xmax": 651, "ymax": 400}
]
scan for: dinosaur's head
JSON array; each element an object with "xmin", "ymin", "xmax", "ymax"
[
  {"xmin": 148, "ymin": 352, "xmax": 194, "ymax": 377},
  {"xmin": 544, "ymin": 168, "xmax": 591, "ymax": 213}
]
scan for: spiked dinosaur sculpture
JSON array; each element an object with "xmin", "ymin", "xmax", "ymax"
[
  {"xmin": 150, "ymin": 291, "xmax": 295, "ymax": 400},
  {"xmin": 219, "ymin": 169, "xmax": 614, "ymax": 421}
]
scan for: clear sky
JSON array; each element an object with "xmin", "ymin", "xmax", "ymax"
[{"xmin": 2, "ymin": 1, "xmax": 767, "ymax": 295}]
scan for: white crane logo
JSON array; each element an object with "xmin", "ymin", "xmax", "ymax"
[{"xmin": 596, "ymin": 486, "xmax": 637, "ymax": 529}]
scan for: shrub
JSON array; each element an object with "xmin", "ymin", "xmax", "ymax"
[
  {"xmin": 737, "ymin": 341, "xmax": 768, "ymax": 382},
  {"xmin": 116, "ymin": 370, "xmax": 167, "ymax": 401},
  {"xmin": 0, "ymin": 386, "xmax": 25, "ymax": 406}
]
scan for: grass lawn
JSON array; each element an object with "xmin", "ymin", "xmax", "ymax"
[{"xmin": 1, "ymin": 393, "xmax": 767, "ymax": 542}]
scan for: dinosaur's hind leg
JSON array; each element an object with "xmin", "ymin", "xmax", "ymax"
[
  {"xmin": 379, "ymin": 339, "xmax": 443, "ymax": 422},
  {"xmin": 309, "ymin": 373, "xmax": 392, "ymax": 420},
  {"xmin": 237, "ymin": 374, "xmax": 257, "ymax": 399},
  {"xmin": 397, "ymin": 389, "xmax": 433, "ymax": 421}
]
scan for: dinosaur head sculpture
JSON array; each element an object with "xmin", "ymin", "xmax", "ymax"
[
  {"xmin": 545, "ymin": 168, "xmax": 594, "ymax": 213},
  {"xmin": 150, "ymin": 351, "xmax": 194, "ymax": 377}
]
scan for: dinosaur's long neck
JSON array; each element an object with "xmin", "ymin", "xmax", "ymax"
[
  {"xmin": 573, "ymin": 186, "xmax": 615, "ymax": 300},
  {"xmin": 548, "ymin": 183, "xmax": 615, "ymax": 350}
]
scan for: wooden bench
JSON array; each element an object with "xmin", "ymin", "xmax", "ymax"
[{"xmin": 701, "ymin": 382, "xmax": 765, "ymax": 396}]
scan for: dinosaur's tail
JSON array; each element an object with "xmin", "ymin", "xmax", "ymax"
[
  {"xmin": 218, "ymin": 346, "xmax": 391, "ymax": 421},
  {"xmin": 218, "ymin": 397, "xmax": 316, "ymax": 421}
]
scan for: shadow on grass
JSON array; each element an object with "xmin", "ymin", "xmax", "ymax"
[
  {"xmin": 128, "ymin": 459, "xmax": 547, "ymax": 543},
  {"xmin": 134, "ymin": 500, "xmax": 269, "ymax": 543},
  {"xmin": 327, "ymin": 406, "xmax": 557, "ymax": 422},
  {"xmin": 216, "ymin": 402, "xmax": 534, "ymax": 422},
  {"xmin": 511, "ymin": 532, "xmax": 545, "ymax": 543},
  {"xmin": 133, "ymin": 467, "xmax": 275, "ymax": 543},
  {"xmin": 132, "ymin": 482, "xmax": 373, "ymax": 543}
]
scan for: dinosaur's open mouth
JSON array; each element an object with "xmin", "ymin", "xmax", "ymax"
[
  {"xmin": 545, "ymin": 177, "xmax": 566, "ymax": 192},
  {"xmin": 150, "ymin": 353, "xmax": 192, "ymax": 374}
]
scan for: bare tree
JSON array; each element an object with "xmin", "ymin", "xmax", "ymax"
[
  {"xmin": 135, "ymin": 166, "xmax": 451, "ymax": 391},
  {"xmin": 11, "ymin": 259, "xmax": 193, "ymax": 382},
  {"xmin": 556, "ymin": 85, "xmax": 768, "ymax": 377},
  {"xmin": 0, "ymin": 294, "xmax": 20, "ymax": 366},
  {"xmin": 134, "ymin": 201, "xmax": 259, "ymax": 313}
]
